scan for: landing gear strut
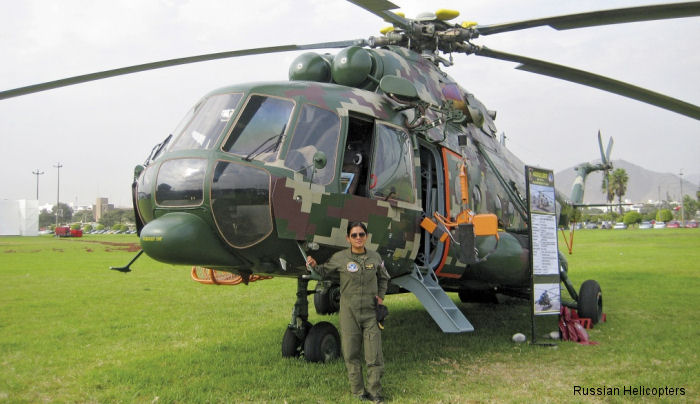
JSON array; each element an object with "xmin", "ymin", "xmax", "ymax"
[{"xmin": 282, "ymin": 275, "xmax": 341, "ymax": 362}]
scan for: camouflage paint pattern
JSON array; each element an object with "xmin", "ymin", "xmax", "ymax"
[{"xmin": 135, "ymin": 43, "xmax": 538, "ymax": 292}]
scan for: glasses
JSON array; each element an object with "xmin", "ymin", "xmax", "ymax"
[{"xmin": 349, "ymin": 232, "xmax": 366, "ymax": 239}]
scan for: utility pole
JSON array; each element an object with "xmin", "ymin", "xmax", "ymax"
[
  {"xmin": 54, "ymin": 162, "xmax": 63, "ymax": 228},
  {"xmin": 679, "ymin": 169, "xmax": 685, "ymax": 227},
  {"xmin": 32, "ymin": 169, "xmax": 44, "ymax": 200}
]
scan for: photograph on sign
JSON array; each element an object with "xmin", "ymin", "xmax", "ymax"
[
  {"xmin": 533, "ymin": 283, "xmax": 561, "ymax": 315},
  {"xmin": 529, "ymin": 184, "xmax": 555, "ymax": 214}
]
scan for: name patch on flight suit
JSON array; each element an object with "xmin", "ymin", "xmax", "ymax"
[{"xmin": 347, "ymin": 262, "xmax": 359, "ymax": 272}]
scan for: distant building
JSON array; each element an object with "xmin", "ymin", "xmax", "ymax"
[
  {"xmin": 94, "ymin": 197, "xmax": 114, "ymax": 222},
  {"xmin": 70, "ymin": 203, "xmax": 93, "ymax": 212}
]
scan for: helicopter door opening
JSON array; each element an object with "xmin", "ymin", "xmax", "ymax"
[
  {"xmin": 416, "ymin": 142, "xmax": 446, "ymax": 271},
  {"xmin": 342, "ymin": 115, "xmax": 373, "ymax": 196}
]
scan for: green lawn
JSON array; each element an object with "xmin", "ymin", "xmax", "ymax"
[{"xmin": 1, "ymin": 230, "xmax": 698, "ymax": 403}]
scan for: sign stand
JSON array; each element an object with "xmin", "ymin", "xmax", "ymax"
[{"xmin": 525, "ymin": 166, "xmax": 561, "ymax": 345}]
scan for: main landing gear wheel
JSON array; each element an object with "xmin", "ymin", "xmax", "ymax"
[
  {"xmin": 303, "ymin": 321, "xmax": 341, "ymax": 363},
  {"xmin": 314, "ymin": 286, "xmax": 340, "ymax": 315},
  {"xmin": 578, "ymin": 279, "xmax": 603, "ymax": 324}
]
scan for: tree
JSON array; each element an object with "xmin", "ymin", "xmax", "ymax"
[
  {"xmin": 623, "ymin": 211, "xmax": 642, "ymax": 226},
  {"xmin": 656, "ymin": 209, "xmax": 673, "ymax": 222},
  {"xmin": 559, "ymin": 204, "xmax": 582, "ymax": 227},
  {"xmin": 99, "ymin": 208, "xmax": 135, "ymax": 228},
  {"xmin": 610, "ymin": 168, "xmax": 629, "ymax": 215},
  {"xmin": 49, "ymin": 203, "xmax": 73, "ymax": 226},
  {"xmin": 73, "ymin": 210, "xmax": 95, "ymax": 223},
  {"xmin": 601, "ymin": 172, "xmax": 615, "ymax": 210},
  {"xmin": 682, "ymin": 195, "xmax": 698, "ymax": 221},
  {"xmin": 39, "ymin": 209, "xmax": 54, "ymax": 228},
  {"xmin": 642, "ymin": 209, "xmax": 658, "ymax": 222}
]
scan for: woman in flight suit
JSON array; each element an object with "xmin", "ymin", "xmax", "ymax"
[{"xmin": 306, "ymin": 221, "xmax": 390, "ymax": 403}]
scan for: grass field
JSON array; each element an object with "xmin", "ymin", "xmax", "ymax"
[{"xmin": 1, "ymin": 229, "xmax": 698, "ymax": 403}]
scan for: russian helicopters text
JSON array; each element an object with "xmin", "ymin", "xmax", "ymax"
[{"xmin": 2, "ymin": 1, "xmax": 699, "ymax": 362}]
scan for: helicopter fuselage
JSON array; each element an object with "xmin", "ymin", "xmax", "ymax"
[{"xmin": 134, "ymin": 45, "xmax": 543, "ymax": 296}]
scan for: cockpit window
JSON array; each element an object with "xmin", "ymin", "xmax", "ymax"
[
  {"xmin": 169, "ymin": 93, "xmax": 243, "ymax": 151},
  {"xmin": 222, "ymin": 95, "xmax": 294, "ymax": 161},
  {"xmin": 284, "ymin": 104, "xmax": 340, "ymax": 185},
  {"xmin": 155, "ymin": 158, "xmax": 207, "ymax": 206}
]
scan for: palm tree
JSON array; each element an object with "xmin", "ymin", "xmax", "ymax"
[
  {"xmin": 601, "ymin": 172, "xmax": 615, "ymax": 212},
  {"xmin": 611, "ymin": 168, "xmax": 629, "ymax": 215}
]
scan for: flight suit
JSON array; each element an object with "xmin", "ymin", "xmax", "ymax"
[{"xmin": 316, "ymin": 248, "xmax": 390, "ymax": 398}]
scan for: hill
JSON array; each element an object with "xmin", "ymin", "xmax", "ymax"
[{"xmin": 555, "ymin": 160, "xmax": 698, "ymax": 204}]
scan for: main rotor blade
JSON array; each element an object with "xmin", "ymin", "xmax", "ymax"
[
  {"xmin": 605, "ymin": 137, "xmax": 614, "ymax": 163},
  {"xmin": 0, "ymin": 39, "xmax": 366, "ymax": 100},
  {"xmin": 346, "ymin": 0, "xmax": 410, "ymax": 30},
  {"xmin": 598, "ymin": 131, "xmax": 607, "ymax": 164},
  {"xmin": 474, "ymin": 46, "xmax": 700, "ymax": 120},
  {"xmin": 475, "ymin": 1, "xmax": 700, "ymax": 36}
]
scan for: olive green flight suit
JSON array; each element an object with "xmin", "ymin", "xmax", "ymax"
[{"xmin": 316, "ymin": 248, "xmax": 390, "ymax": 398}]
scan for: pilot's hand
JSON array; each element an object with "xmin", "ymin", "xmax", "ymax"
[
  {"xmin": 306, "ymin": 256, "xmax": 317, "ymax": 268},
  {"xmin": 376, "ymin": 296, "xmax": 383, "ymax": 305}
]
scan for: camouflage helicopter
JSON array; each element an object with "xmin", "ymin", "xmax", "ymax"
[{"xmin": 3, "ymin": 1, "xmax": 700, "ymax": 363}]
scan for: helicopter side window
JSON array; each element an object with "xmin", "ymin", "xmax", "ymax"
[
  {"xmin": 169, "ymin": 93, "xmax": 243, "ymax": 151},
  {"xmin": 369, "ymin": 124, "xmax": 415, "ymax": 203},
  {"xmin": 222, "ymin": 95, "xmax": 294, "ymax": 161},
  {"xmin": 284, "ymin": 104, "xmax": 340, "ymax": 185}
]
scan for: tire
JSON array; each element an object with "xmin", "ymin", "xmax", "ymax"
[
  {"xmin": 578, "ymin": 280, "xmax": 603, "ymax": 324},
  {"xmin": 282, "ymin": 321, "xmax": 311, "ymax": 358},
  {"xmin": 314, "ymin": 290, "xmax": 331, "ymax": 315},
  {"xmin": 314, "ymin": 286, "xmax": 340, "ymax": 315},
  {"xmin": 303, "ymin": 321, "xmax": 341, "ymax": 363},
  {"xmin": 282, "ymin": 327, "xmax": 302, "ymax": 358}
]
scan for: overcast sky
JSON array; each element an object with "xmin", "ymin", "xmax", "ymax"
[{"xmin": 1, "ymin": 0, "xmax": 698, "ymax": 208}]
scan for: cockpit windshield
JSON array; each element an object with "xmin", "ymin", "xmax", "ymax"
[
  {"xmin": 169, "ymin": 93, "xmax": 243, "ymax": 151},
  {"xmin": 222, "ymin": 95, "xmax": 294, "ymax": 161}
]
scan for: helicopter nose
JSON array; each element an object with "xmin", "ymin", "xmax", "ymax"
[{"xmin": 139, "ymin": 212, "xmax": 243, "ymax": 267}]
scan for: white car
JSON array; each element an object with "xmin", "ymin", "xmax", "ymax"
[
  {"xmin": 613, "ymin": 222, "xmax": 627, "ymax": 229},
  {"xmin": 654, "ymin": 222, "xmax": 666, "ymax": 229},
  {"xmin": 639, "ymin": 221, "xmax": 652, "ymax": 229}
]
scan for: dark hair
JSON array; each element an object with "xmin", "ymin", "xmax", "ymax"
[{"xmin": 347, "ymin": 221, "xmax": 368, "ymax": 236}]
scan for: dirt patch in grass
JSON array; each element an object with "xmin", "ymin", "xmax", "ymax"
[{"xmin": 80, "ymin": 240, "xmax": 141, "ymax": 252}]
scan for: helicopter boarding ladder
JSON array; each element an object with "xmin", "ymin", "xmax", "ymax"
[{"xmin": 392, "ymin": 264, "xmax": 473, "ymax": 333}]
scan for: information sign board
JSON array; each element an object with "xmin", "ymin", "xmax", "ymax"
[{"xmin": 525, "ymin": 166, "xmax": 561, "ymax": 343}]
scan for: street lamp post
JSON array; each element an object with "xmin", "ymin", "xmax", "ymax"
[
  {"xmin": 54, "ymin": 162, "xmax": 63, "ymax": 228},
  {"xmin": 32, "ymin": 169, "xmax": 44, "ymax": 200},
  {"xmin": 679, "ymin": 169, "xmax": 684, "ymax": 227}
]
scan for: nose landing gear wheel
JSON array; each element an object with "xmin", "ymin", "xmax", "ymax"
[
  {"xmin": 282, "ymin": 327, "xmax": 303, "ymax": 358},
  {"xmin": 282, "ymin": 321, "xmax": 312, "ymax": 358},
  {"xmin": 303, "ymin": 321, "xmax": 341, "ymax": 363}
]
